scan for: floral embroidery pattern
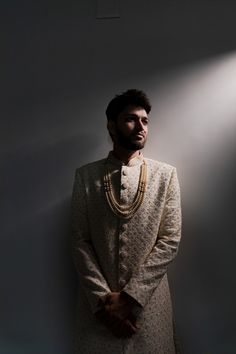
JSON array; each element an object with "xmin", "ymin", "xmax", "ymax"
[{"xmin": 71, "ymin": 153, "xmax": 182, "ymax": 354}]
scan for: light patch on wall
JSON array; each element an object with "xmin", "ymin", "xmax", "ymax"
[{"xmin": 146, "ymin": 52, "xmax": 236, "ymax": 169}]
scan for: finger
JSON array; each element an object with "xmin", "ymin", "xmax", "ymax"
[
  {"xmin": 123, "ymin": 319, "xmax": 138, "ymax": 335},
  {"xmin": 111, "ymin": 319, "xmax": 137, "ymax": 338},
  {"xmin": 128, "ymin": 313, "xmax": 139, "ymax": 329},
  {"xmin": 105, "ymin": 305, "xmax": 129, "ymax": 322},
  {"xmin": 110, "ymin": 319, "xmax": 125, "ymax": 338}
]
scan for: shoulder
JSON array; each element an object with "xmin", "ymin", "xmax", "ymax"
[
  {"xmin": 144, "ymin": 157, "xmax": 176, "ymax": 174},
  {"xmin": 144, "ymin": 158, "xmax": 179, "ymax": 187},
  {"xmin": 145, "ymin": 158, "xmax": 180, "ymax": 192},
  {"xmin": 74, "ymin": 158, "xmax": 106, "ymax": 179}
]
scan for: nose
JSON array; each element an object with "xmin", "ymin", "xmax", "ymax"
[{"xmin": 136, "ymin": 118, "xmax": 145, "ymax": 131}]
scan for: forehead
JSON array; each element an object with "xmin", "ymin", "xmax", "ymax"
[{"xmin": 118, "ymin": 105, "xmax": 148, "ymax": 118}]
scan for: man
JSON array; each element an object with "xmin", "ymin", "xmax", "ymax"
[{"xmin": 71, "ymin": 89, "xmax": 182, "ymax": 353}]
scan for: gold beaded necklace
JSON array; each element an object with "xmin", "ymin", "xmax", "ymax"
[{"xmin": 104, "ymin": 160, "xmax": 147, "ymax": 219}]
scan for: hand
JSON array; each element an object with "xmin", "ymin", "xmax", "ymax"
[{"xmin": 96, "ymin": 292, "xmax": 139, "ymax": 338}]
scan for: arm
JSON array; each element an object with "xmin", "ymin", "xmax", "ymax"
[
  {"xmin": 123, "ymin": 167, "xmax": 182, "ymax": 308},
  {"xmin": 71, "ymin": 168, "xmax": 111, "ymax": 314}
]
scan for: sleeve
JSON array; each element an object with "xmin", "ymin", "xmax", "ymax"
[
  {"xmin": 123, "ymin": 167, "xmax": 182, "ymax": 308},
  {"xmin": 71, "ymin": 168, "xmax": 111, "ymax": 314}
]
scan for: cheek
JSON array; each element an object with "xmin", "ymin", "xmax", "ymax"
[
  {"xmin": 127, "ymin": 122, "xmax": 135, "ymax": 131},
  {"xmin": 120, "ymin": 122, "xmax": 135, "ymax": 134}
]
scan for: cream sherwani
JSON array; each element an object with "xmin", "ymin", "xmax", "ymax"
[{"xmin": 71, "ymin": 152, "xmax": 182, "ymax": 354}]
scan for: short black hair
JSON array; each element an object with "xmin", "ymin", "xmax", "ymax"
[{"xmin": 106, "ymin": 89, "xmax": 151, "ymax": 121}]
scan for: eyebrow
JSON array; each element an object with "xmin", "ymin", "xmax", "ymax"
[{"xmin": 124, "ymin": 113, "xmax": 148, "ymax": 119}]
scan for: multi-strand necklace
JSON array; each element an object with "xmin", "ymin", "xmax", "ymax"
[{"xmin": 104, "ymin": 160, "xmax": 147, "ymax": 219}]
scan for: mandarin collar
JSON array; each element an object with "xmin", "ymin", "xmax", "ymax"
[{"xmin": 106, "ymin": 151, "xmax": 144, "ymax": 167}]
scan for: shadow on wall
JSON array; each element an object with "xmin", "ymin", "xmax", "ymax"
[
  {"xmin": 1, "ymin": 196, "xmax": 74, "ymax": 354},
  {"xmin": 1, "ymin": 131, "xmax": 102, "ymax": 234},
  {"xmin": 0, "ymin": 132, "xmax": 103, "ymax": 354}
]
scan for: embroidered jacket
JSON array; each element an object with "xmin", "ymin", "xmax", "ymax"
[{"xmin": 71, "ymin": 152, "xmax": 182, "ymax": 354}]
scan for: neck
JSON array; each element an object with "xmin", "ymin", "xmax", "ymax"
[{"xmin": 112, "ymin": 145, "xmax": 141, "ymax": 164}]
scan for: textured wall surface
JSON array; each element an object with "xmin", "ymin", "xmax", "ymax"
[{"xmin": 1, "ymin": 1, "xmax": 236, "ymax": 353}]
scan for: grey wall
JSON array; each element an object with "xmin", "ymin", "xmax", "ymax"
[{"xmin": 1, "ymin": 1, "xmax": 236, "ymax": 353}]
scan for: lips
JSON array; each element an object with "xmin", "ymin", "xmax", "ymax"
[{"xmin": 133, "ymin": 133, "xmax": 145, "ymax": 139}]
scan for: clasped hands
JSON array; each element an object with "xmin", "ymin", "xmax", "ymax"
[{"xmin": 95, "ymin": 291, "xmax": 138, "ymax": 338}]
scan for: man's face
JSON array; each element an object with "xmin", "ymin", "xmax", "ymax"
[{"xmin": 109, "ymin": 105, "xmax": 149, "ymax": 151}]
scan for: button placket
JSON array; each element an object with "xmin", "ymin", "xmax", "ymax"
[
  {"xmin": 119, "ymin": 221, "xmax": 128, "ymax": 288},
  {"xmin": 118, "ymin": 167, "xmax": 130, "ymax": 288},
  {"xmin": 120, "ymin": 167, "xmax": 129, "ymax": 204}
]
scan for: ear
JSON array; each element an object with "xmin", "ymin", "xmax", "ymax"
[{"xmin": 107, "ymin": 120, "xmax": 116, "ymax": 137}]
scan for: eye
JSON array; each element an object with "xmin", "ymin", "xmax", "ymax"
[
  {"xmin": 125, "ymin": 116, "xmax": 134, "ymax": 122},
  {"xmin": 142, "ymin": 118, "xmax": 149, "ymax": 125}
]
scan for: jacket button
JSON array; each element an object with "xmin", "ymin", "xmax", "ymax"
[
  {"xmin": 119, "ymin": 250, "xmax": 128, "ymax": 259},
  {"xmin": 120, "ymin": 264, "xmax": 128, "ymax": 272},
  {"xmin": 121, "ymin": 223, "xmax": 127, "ymax": 232},
  {"xmin": 121, "ymin": 183, "xmax": 128, "ymax": 189},
  {"xmin": 119, "ymin": 279, "xmax": 126, "ymax": 288},
  {"xmin": 122, "ymin": 196, "xmax": 129, "ymax": 204},
  {"xmin": 119, "ymin": 235, "xmax": 128, "ymax": 245}
]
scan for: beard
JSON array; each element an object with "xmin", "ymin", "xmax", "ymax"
[{"xmin": 114, "ymin": 126, "xmax": 147, "ymax": 151}]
